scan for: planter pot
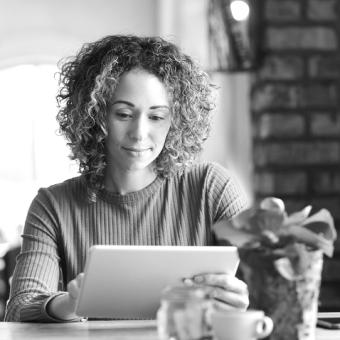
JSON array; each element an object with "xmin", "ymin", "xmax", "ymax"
[{"xmin": 239, "ymin": 249, "xmax": 323, "ymax": 340}]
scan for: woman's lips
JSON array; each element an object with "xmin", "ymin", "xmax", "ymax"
[
  {"xmin": 124, "ymin": 147, "xmax": 150, "ymax": 152},
  {"xmin": 122, "ymin": 146, "xmax": 152, "ymax": 156}
]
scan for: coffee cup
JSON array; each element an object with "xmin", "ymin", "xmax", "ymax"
[{"xmin": 211, "ymin": 309, "xmax": 273, "ymax": 340}]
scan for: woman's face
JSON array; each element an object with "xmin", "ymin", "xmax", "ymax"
[{"xmin": 106, "ymin": 69, "xmax": 171, "ymax": 173}]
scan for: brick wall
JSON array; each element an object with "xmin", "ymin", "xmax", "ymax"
[{"xmin": 251, "ymin": 0, "xmax": 340, "ymax": 311}]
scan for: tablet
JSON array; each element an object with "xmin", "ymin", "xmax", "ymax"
[{"xmin": 75, "ymin": 245, "xmax": 239, "ymax": 319}]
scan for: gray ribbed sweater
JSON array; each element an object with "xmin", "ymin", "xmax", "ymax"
[{"xmin": 5, "ymin": 162, "xmax": 248, "ymax": 322}]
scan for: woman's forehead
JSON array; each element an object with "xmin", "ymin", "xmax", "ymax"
[{"xmin": 112, "ymin": 69, "xmax": 170, "ymax": 105}]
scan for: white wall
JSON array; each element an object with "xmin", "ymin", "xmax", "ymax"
[
  {"xmin": 0, "ymin": 0, "xmax": 159, "ymax": 68},
  {"xmin": 203, "ymin": 72, "xmax": 253, "ymax": 199}
]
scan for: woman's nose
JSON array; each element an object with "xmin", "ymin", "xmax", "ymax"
[{"xmin": 128, "ymin": 116, "xmax": 148, "ymax": 141}]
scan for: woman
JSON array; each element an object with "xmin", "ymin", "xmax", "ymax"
[{"xmin": 5, "ymin": 35, "xmax": 249, "ymax": 322}]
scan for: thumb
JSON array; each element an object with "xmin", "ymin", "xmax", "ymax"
[{"xmin": 67, "ymin": 279, "xmax": 81, "ymax": 300}]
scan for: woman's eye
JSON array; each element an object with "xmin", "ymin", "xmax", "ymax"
[
  {"xmin": 115, "ymin": 111, "xmax": 132, "ymax": 119},
  {"xmin": 149, "ymin": 111, "xmax": 168, "ymax": 121},
  {"xmin": 149, "ymin": 115, "xmax": 164, "ymax": 121}
]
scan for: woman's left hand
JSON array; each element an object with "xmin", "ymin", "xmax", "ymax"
[{"xmin": 187, "ymin": 273, "xmax": 249, "ymax": 311}]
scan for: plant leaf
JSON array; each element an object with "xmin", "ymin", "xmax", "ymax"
[
  {"xmin": 302, "ymin": 209, "xmax": 337, "ymax": 241},
  {"xmin": 282, "ymin": 224, "xmax": 334, "ymax": 257}
]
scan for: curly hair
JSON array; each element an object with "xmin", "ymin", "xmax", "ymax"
[{"xmin": 56, "ymin": 35, "xmax": 216, "ymax": 194}]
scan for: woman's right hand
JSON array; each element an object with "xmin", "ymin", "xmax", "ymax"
[
  {"xmin": 66, "ymin": 272, "xmax": 85, "ymax": 312},
  {"xmin": 47, "ymin": 273, "xmax": 84, "ymax": 321}
]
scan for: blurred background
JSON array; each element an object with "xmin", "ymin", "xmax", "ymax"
[{"xmin": 0, "ymin": 0, "xmax": 339, "ymax": 319}]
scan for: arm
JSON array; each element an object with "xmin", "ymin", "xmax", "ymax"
[
  {"xmin": 194, "ymin": 163, "xmax": 250, "ymax": 309},
  {"xmin": 4, "ymin": 189, "xmax": 81, "ymax": 322}
]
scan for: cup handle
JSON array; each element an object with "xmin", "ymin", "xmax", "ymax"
[{"xmin": 255, "ymin": 316, "xmax": 274, "ymax": 339}]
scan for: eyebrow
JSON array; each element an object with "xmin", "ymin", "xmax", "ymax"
[
  {"xmin": 112, "ymin": 100, "xmax": 169, "ymax": 110},
  {"xmin": 112, "ymin": 100, "xmax": 134, "ymax": 107}
]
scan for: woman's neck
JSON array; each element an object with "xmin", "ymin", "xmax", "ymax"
[{"xmin": 103, "ymin": 166, "xmax": 157, "ymax": 195}]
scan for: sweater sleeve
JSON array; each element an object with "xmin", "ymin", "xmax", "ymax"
[
  {"xmin": 205, "ymin": 163, "xmax": 250, "ymax": 223},
  {"xmin": 4, "ymin": 188, "xmax": 75, "ymax": 322}
]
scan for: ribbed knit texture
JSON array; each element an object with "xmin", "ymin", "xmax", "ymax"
[{"xmin": 5, "ymin": 162, "xmax": 248, "ymax": 322}]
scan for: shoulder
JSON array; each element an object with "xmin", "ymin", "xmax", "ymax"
[
  {"xmin": 168, "ymin": 161, "xmax": 238, "ymax": 194},
  {"xmin": 183, "ymin": 161, "xmax": 250, "ymax": 206},
  {"xmin": 25, "ymin": 176, "xmax": 86, "ymax": 230},
  {"xmin": 177, "ymin": 161, "xmax": 235, "ymax": 183},
  {"xmin": 36, "ymin": 176, "xmax": 86, "ymax": 205},
  {"xmin": 44, "ymin": 176, "xmax": 84, "ymax": 191}
]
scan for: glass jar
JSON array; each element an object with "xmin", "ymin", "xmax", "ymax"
[{"xmin": 157, "ymin": 284, "xmax": 214, "ymax": 340}]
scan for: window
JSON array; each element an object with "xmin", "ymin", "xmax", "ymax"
[{"xmin": 0, "ymin": 65, "xmax": 78, "ymax": 244}]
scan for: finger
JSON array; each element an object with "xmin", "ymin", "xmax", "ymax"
[
  {"xmin": 67, "ymin": 280, "xmax": 80, "ymax": 300},
  {"xmin": 211, "ymin": 287, "xmax": 249, "ymax": 310},
  {"xmin": 192, "ymin": 273, "xmax": 230, "ymax": 287},
  {"xmin": 212, "ymin": 299, "xmax": 248, "ymax": 312},
  {"xmin": 192, "ymin": 274, "xmax": 248, "ymax": 294},
  {"xmin": 76, "ymin": 273, "xmax": 84, "ymax": 287},
  {"xmin": 212, "ymin": 300, "xmax": 234, "ymax": 312}
]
